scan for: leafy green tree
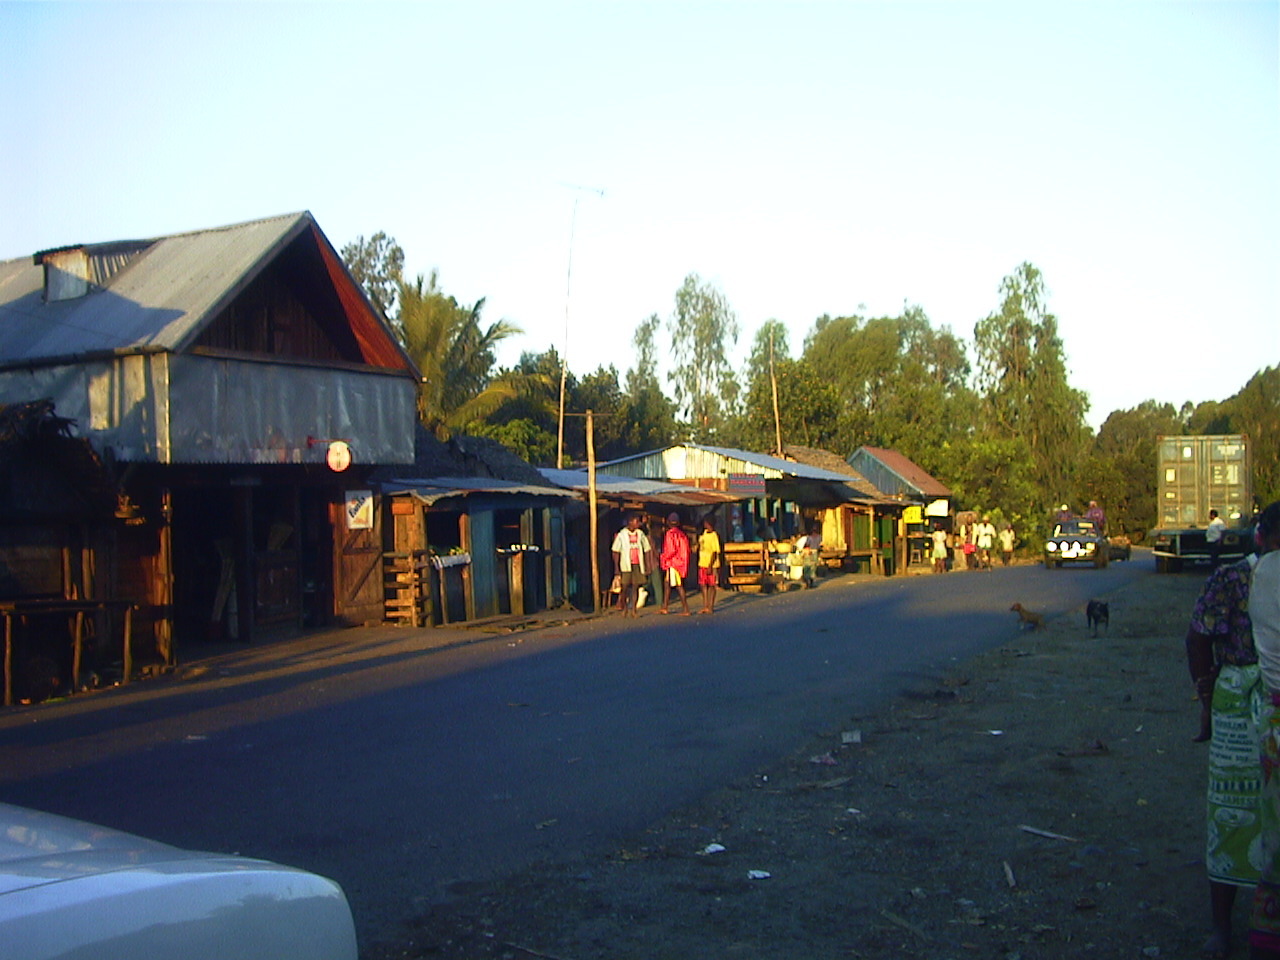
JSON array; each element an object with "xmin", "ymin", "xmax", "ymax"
[
  {"xmin": 737, "ymin": 355, "xmax": 843, "ymax": 453},
  {"xmin": 398, "ymin": 271, "xmax": 532, "ymax": 439},
  {"xmin": 973, "ymin": 263, "xmax": 1088, "ymax": 509},
  {"xmin": 1211, "ymin": 366, "xmax": 1280, "ymax": 507},
  {"xmin": 468, "ymin": 418, "xmax": 557, "ymax": 465},
  {"xmin": 800, "ymin": 306, "xmax": 975, "ymax": 468},
  {"xmin": 936, "ymin": 434, "xmax": 1040, "ymax": 538},
  {"xmin": 473, "ymin": 349, "xmax": 563, "ymax": 465},
  {"xmin": 490, "ymin": 349, "xmax": 563, "ymax": 434},
  {"xmin": 1084, "ymin": 400, "xmax": 1184, "ymax": 536},
  {"xmin": 567, "ymin": 365, "xmax": 627, "ymax": 460},
  {"xmin": 341, "ymin": 232, "xmax": 404, "ymax": 320},
  {"xmin": 667, "ymin": 274, "xmax": 740, "ymax": 442}
]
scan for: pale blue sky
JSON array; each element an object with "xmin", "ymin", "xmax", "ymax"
[{"xmin": 2, "ymin": 1, "xmax": 1276, "ymax": 430}]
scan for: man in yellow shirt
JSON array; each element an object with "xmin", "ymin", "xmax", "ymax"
[{"xmin": 697, "ymin": 517, "xmax": 721, "ymax": 614}]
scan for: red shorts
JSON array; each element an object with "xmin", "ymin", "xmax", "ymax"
[{"xmin": 698, "ymin": 567, "xmax": 718, "ymax": 587}]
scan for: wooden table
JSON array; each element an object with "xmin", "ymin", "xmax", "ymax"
[{"xmin": 1, "ymin": 599, "xmax": 137, "ymax": 707}]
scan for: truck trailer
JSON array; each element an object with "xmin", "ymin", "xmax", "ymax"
[{"xmin": 1150, "ymin": 434, "xmax": 1253, "ymax": 573}]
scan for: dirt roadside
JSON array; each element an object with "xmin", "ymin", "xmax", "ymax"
[{"xmin": 366, "ymin": 566, "xmax": 1223, "ymax": 960}]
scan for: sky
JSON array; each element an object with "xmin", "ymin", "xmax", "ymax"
[{"xmin": 2, "ymin": 1, "xmax": 1276, "ymax": 432}]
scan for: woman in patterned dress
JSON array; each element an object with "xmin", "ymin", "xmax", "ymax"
[{"xmin": 1186, "ymin": 504, "xmax": 1279, "ymax": 958}]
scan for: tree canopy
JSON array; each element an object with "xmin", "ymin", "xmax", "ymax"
[
  {"xmin": 341, "ymin": 232, "xmax": 404, "ymax": 321},
  {"xmin": 667, "ymin": 274, "xmax": 740, "ymax": 442},
  {"xmin": 342, "ymin": 233, "xmax": 1276, "ymax": 531},
  {"xmin": 397, "ymin": 270, "xmax": 533, "ymax": 440}
]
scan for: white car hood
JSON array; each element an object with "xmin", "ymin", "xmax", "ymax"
[{"xmin": 0, "ymin": 802, "xmax": 358, "ymax": 960}]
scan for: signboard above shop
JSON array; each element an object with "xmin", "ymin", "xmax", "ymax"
[{"xmin": 727, "ymin": 473, "xmax": 767, "ymax": 496}]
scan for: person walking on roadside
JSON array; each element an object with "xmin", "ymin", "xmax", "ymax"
[
  {"xmin": 1185, "ymin": 502, "xmax": 1279, "ymax": 959},
  {"xmin": 610, "ymin": 513, "xmax": 654, "ymax": 618},
  {"xmin": 1239, "ymin": 504, "xmax": 1280, "ymax": 959},
  {"xmin": 930, "ymin": 523, "xmax": 948, "ymax": 574},
  {"xmin": 998, "ymin": 523, "xmax": 1016, "ymax": 566},
  {"xmin": 659, "ymin": 512, "xmax": 692, "ymax": 616},
  {"xmin": 794, "ymin": 524, "xmax": 822, "ymax": 588},
  {"xmin": 697, "ymin": 517, "xmax": 721, "ymax": 614},
  {"xmin": 975, "ymin": 516, "xmax": 997, "ymax": 571}
]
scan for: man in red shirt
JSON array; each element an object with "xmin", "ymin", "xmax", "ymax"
[{"xmin": 659, "ymin": 512, "xmax": 692, "ymax": 615}]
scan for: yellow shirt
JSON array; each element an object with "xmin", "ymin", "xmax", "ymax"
[{"xmin": 698, "ymin": 529, "xmax": 721, "ymax": 568}]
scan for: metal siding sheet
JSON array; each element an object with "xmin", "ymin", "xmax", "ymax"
[{"xmin": 166, "ymin": 355, "xmax": 416, "ymax": 465}]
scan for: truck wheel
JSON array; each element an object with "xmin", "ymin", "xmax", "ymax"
[
  {"xmin": 1156, "ymin": 557, "xmax": 1171, "ymax": 574},
  {"xmin": 1044, "ymin": 557, "xmax": 1053, "ymax": 570}
]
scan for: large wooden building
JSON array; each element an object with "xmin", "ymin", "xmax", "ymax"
[{"xmin": 0, "ymin": 212, "xmax": 420, "ymax": 670}]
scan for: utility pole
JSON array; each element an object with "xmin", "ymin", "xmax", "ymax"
[
  {"xmin": 586, "ymin": 408, "xmax": 600, "ymax": 612},
  {"xmin": 770, "ymin": 329, "xmax": 783, "ymax": 456}
]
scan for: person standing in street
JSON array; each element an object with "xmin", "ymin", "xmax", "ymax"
[
  {"xmin": 999, "ymin": 523, "xmax": 1016, "ymax": 566},
  {"xmin": 975, "ymin": 516, "xmax": 997, "ymax": 571},
  {"xmin": 1185, "ymin": 503, "xmax": 1279, "ymax": 958},
  {"xmin": 610, "ymin": 513, "xmax": 653, "ymax": 618},
  {"xmin": 659, "ymin": 512, "xmax": 692, "ymax": 616},
  {"xmin": 1207, "ymin": 509, "xmax": 1227, "ymax": 568},
  {"xmin": 930, "ymin": 523, "xmax": 948, "ymax": 574},
  {"xmin": 1247, "ymin": 503, "xmax": 1280, "ymax": 958},
  {"xmin": 697, "ymin": 517, "xmax": 721, "ymax": 614}
]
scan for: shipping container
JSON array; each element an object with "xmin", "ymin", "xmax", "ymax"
[{"xmin": 1151, "ymin": 434, "xmax": 1253, "ymax": 572}]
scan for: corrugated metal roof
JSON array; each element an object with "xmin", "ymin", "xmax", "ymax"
[
  {"xmin": 597, "ymin": 443, "xmax": 854, "ymax": 483},
  {"xmin": 0, "ymin": 213, "xmax": 309, "ymax": 367},
  {"xmin": 378, "ymin": 476, "xmax": 578, "ymax": 505},
  {"xmin": 538, "ymin": 468, "xmax": 741, "ymax": 505},
  {"xmin": 1, "ymin": 211, "xmax": 418, "ymax": 379},
  {"xmin": 781, "ymin": 444, "xmax": 891, "ymax": 501},
  {"xmin": 852, "ymin": 446, "xmax": 953, "ymax": 498}
]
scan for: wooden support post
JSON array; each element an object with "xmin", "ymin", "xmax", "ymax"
[
  {"xmin": 233, "ymin": 486, "xmax": 255, "ymax": 644},
  {"xmin": 122, "ymin": 604, "xmax": 134, "ymax": 685},
  {"xmin": 510, "ymin": 552, "xmax": 525, "ymax": 615},
  {"xmin": 3, "ymin": 614, "xmax": 11, "ymax": 707},
  {"xmin": 157, "ymin": 489, "xmax": 175, "ymax": 664},
  {"xmin": 459, "ymin": 514, "xmax": 475, "ymax": 622},
  {"xmin": 72, "ymin": 610, "xmax": 85, "ymax": 693}
]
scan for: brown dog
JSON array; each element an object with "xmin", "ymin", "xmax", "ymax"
[{"xmin": 1010, "ymin": 602, "xmax": 1045, "ymax": 630}]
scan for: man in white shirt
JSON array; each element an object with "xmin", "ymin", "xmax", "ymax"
[
  {"xmin": 1207, "ymin": 509, "xmax": 1227, "ymax": 567},
  {"xmin": 611, "ymin": 513, "xmax": 654, "ymax": 618},
  {"xmin": 975, "ymin": 516, "xmax": 997, "ymax": 570}
]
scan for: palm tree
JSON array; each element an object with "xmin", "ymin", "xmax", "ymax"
[{"xmin": 397, "ymin": 271, "xmax": 546, "ymax": 439}]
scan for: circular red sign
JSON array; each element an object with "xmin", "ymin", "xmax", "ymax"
[{"xmin": 326, "ymin": 440, "xmax": 352, "ymax": 472}]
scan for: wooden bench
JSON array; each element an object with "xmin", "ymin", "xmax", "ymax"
[{"xmin": 722, "ymin": 542, "xmax": 769, "ymax": 593}]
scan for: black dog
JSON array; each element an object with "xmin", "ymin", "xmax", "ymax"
[{"xmin": 1086, "ymin": 599, "xmax": 1110, "ymax": 637}]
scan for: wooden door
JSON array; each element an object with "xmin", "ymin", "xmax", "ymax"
[{"xmin": 333, "ymin": 495, "xmax": 384, "ymax": 626}]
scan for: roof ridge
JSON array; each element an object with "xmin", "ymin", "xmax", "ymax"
[{"xmin": 10, "ymin": 212, "xmax": 312, "ymax": 264}]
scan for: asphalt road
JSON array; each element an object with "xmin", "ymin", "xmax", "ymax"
[{"xmin": 0, "ymin": 555, "xmax": 1150, "ymax": 950}]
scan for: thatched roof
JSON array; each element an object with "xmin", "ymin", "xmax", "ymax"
[{"xmin": 0, "ymin": 399, "xmax": 117, "ymax": 520}]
